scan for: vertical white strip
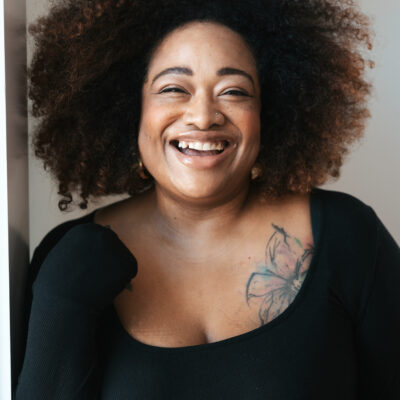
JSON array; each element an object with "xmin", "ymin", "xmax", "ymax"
[{"xmin": 0, "ymin": 0, "xmax": 11, "ymax": 397}]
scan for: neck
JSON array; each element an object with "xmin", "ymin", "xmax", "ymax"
[{"xmin": 148, "ymin": 182, "xmax": 255, "ymax": 244}]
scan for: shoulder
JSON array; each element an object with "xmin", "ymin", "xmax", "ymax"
[
  {"xmin": 31, "ymin": 212, "xmax": 97, "ymax": 262},
  {"xmin": 22, "ymin": 210, "xmax": 101, "ymax": 338},
  {"xmin": 312, "ymin": 188, "xmax": 398, "ymax": 320},
  {"xmin": 28, "ymin": 211, "xmax": 97, "ymax": 288},
  {"xmin": 314, "ymin": 187, "xmax": 374, "ymax": 214},
  {"xmin": 313, "ymin": 187, "xmax": 399, "ymax": 253},
  {"xmin": 312, "ymin": 187, "xmax": 383, "ymax": 262},
  {"xmin": 313, "ymin": 187, "xmax": 378, "ymax": 236}
]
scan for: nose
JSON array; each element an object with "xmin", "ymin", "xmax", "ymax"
[{"xmin": 182, "ymin": 93, "xmax": 224, "ymax": 130}]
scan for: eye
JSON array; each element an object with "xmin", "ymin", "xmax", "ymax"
[
  {"xmin": 159, "ymin": 87, "xmax": 187, "ymax": 94},
  {"xmin": 221, "ymin": 89, "xmax": 249, "ymax": 97}
]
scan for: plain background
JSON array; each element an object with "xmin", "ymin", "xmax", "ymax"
[
  {"xmin": 27, "ymin": 0, "xmax": 400, "ymax": 255},
  {"xmin": 3, "ymin": 0, "xmax": 28, "ymax": 395},
  {"xmin": 1, "ymin": 1, "xmax": 12, "ymax": 396}
]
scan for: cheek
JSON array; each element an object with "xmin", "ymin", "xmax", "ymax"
[
  {"xmin": 139, "ymin": 104, "xmax": 159, "ymax": 142},
  {"xmin": 234, "ymin": 108, "xmax": 261, "ymax": 168},
  {"xmin": 233, "ymin": 107, "xmax": 261, "ymax": 145},
  {"xmin": 137, "ymin": 100, "xmax": 177, "ymax": 174},
  {"xmin": 138, "ymin": 105, "xmax": 165, "ymax": 152},
  {"xmin": 137, "ymin": 121, "xmax": 152, "ymax": 160},
  {"xmin": 139, "ymin": 97, "xmax": 178, "ymax": 143}
]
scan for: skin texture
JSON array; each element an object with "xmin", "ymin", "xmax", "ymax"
[
  {"xmin": 138, "ymin": 22, "xmax": 261, "ymax": 205},
  {"xmin": 246, "ymin": 224, "xmax": 313, "ymax": 325},
  {"xmin": 103, "ymin": 192, "xmax": 314, "ymax": 346},
  {"xmin": 94, "ymin": 22, "xmax": 315, "ymax": 347}
]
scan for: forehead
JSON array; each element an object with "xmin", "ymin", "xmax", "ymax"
[{"xmin": 147, "ymin": 21, "xmax": 258, "ymax": 75}]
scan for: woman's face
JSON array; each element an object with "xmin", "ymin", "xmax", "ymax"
[{"xmin": 138, "ymin": 21, "xmax": 261, "ymax": 203}]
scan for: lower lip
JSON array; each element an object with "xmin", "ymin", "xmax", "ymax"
[{"xmin": 169, "ymin": 143, "xmax": 235, "ymax": 169}]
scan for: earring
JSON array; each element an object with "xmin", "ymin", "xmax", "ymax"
[
  {"xmin": 137, "ymin": 158, "xmax": 150, "ymax": 179},
  {"xmin": 251, "ymin": 163, "xmax": 262, "ymax": 180}
]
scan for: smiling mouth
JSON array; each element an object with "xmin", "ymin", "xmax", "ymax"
[{"xmin": 170, "ymin": 139, "xmax": 230, "ymax": 156}]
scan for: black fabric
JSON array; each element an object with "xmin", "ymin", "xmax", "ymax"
[
  {"xmin": 16, "ymin": 223, "xmax": 138, "ymax": 399},
  {"xmin": 15, "ymin": 188, "xmax": 400, "ymax": 399}
]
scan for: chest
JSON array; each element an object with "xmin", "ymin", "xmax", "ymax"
[
  {"xmin": 113, "ymin": 223, "xmax": 314, "ymax": 348},
  {"xmin": 103, "ymin": 285, "xmax": 357, "ymax": 400}
]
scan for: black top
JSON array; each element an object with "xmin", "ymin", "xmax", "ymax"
[{"xmin": 15, "ymin": 188, "xmax": 400, "ymax": 399}]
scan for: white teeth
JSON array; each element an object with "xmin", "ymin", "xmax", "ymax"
[
  {"xmin": 177, "ymin": 140, "xmax": 226, "ymax": 151},
  {"xmin": 189, "ymin": 142, "xmax": 203, "ymax": 150}
]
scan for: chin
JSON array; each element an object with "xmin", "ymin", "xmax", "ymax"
[
  {"xmin": 168, "ymin": 175, "xmax": 234, "ymax": 202},
  {"xmin": 171, "ymin": 173, "xmax": 247, "ymax": 202}
]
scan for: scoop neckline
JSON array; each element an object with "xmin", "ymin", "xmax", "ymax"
[{"xmin": 90, "ymin": 188, "xmax": 325, "ymax": 353}]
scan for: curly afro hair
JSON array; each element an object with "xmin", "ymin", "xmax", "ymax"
[{"xmin": 28, "ymin": 0, "xmax": 374, "ymax": 211}]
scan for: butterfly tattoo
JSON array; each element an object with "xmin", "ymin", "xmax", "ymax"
[{"xmin": 245, "ymin": 224, "xmax": 314, "ymax": 325}]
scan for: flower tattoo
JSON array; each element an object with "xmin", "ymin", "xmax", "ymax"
[{"xmin": 246, "ymin": 224, "xmax": 314, "ymax": 325}]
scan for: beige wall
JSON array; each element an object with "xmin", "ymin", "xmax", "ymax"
[
  {"xmin": 5, "ymin": 0, "xmax": 28, "ymax": 392},
  {"xmin": 324, "ymin": 0, "xmax": 400, "ymax": 241},
  {"xmin": 28, "ymin": 0, "xmax": 400, "ymax": 255},
  {"xmin": 0, "ymin": 0, "xmax": 11, "ymax": 395}
]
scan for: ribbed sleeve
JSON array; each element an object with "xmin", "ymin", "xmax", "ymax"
[
  {"xmin": 15, "ymin": 223, "xmax": 137, "ymax": 400},
  {"xmin": 355, "ymin": 211, "xmax": 400, "ymax": 399}
]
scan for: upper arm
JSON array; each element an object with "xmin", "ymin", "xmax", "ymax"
[
  {"xmin": 19, "ymin": 215, "xmax": 94, "ymax": 376},
  {"xmin": 355, "ymin": 210, "xmax": 400, "ymax": 399}
]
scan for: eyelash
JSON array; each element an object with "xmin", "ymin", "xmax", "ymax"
[
  {"xmin": 159, "ymin": 87, "xmax": 249, "ymax": 96},
  {"xmin": 223, "ymin": 89, "xmax": 249, "ymax": 97},
  {"xmin": 159, "ymin": 87, "xmax": 186, "ymax": 94}
]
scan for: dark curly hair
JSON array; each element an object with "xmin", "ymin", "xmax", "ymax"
[{"xmin": 28, "ymin": 0, "xmax": 374, "ymax": 211}]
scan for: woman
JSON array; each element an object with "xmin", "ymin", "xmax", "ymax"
[{"xmin": 17, "ymin": 0, "xmax": 400, "ymax": 399}]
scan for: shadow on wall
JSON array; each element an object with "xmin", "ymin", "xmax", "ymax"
[
  {"xmin": 5, "ymin": 4, "xmax": 29, "ymax": 391},
  {"xmin": 8, "ymin": 228, "xmax": 29, "ymax": 388}
]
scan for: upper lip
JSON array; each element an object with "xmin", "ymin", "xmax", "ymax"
[{"xmin": 168, "ymin": 131, "xmax": 236, "ymax": 145}]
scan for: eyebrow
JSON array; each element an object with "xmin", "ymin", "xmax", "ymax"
[
  {"xmin": 151, "ymin": 67, "xmax": 193, "ymax": 84},
  {"xmin": 217, "ymin": 67, "xmax": 254, "ymax": 86},
  {"xmin": 151, "ymin": 66, "xmax": 254, "ymax": 86}
]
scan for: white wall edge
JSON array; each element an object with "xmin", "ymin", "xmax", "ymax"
[{"xmin": 0, "ymin": 0, "xmax": 12, "ymax": 397}]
